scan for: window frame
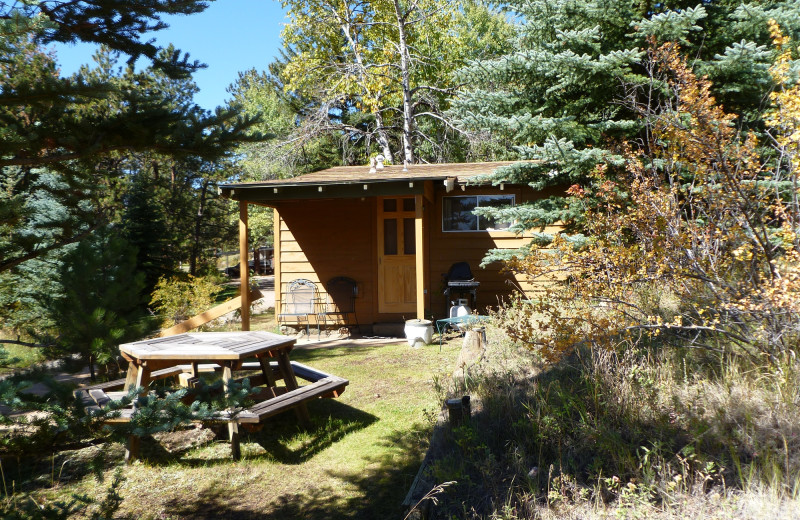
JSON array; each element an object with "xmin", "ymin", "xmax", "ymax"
[{"xmin": 442, "ymin": 194, "xmax": 516, "ymax": 233}]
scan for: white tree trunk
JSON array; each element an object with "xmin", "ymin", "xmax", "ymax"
[
  {"xmin": 393, "ymin": 0, "xmax": 414, "ymax": 165},
  {"xmin": 339, "ymin": 15, "xmax": 394, "ymax": 162}
]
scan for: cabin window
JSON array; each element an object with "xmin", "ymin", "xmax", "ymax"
[{"xmin": 442, "ymin": 195, "xmax": 515, "ymax": 232}]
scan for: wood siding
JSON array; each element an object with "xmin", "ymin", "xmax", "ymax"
[
  {"xmin": 271, "ymin": 184, "xmax": 564, "ymax": 325},
  {"xmin": 273, "ymin": 198, "xmax": 377, "ymax": 324},
  {"xmin": 428, "ymin": 184, "xmax": 563, "ymax": 316}
]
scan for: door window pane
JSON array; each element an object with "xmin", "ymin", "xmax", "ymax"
[
  {"xmin": 383, "ymin": 219, "xmax": 398, "ymax": 255},
  {"xmin": 403, "ymin": 218, "xmax": 416, "ymax": 254},
  {"xmin": 402, "ymin": 198, "xmax": 415, "ymax": 212},
  {"xmin": 383, "ymin": 199, "xmax": 397, "ymax": 212}
]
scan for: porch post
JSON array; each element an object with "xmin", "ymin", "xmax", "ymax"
[
  {"xmin": 239, "ymin": 201, "xmax": 250, "ymax": 331},
  {"xmin": 273, "ymin": 207, "xmax": 281, "ymax": 320},
  {"xmin": 415, "ymin": 194, "xmax": 426, "ymax": 320}
]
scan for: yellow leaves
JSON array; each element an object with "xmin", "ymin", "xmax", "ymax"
[
  {"xmin": 499, "ymin": 38, "xmax": 800, "ymax": 365},
  {"xmin": 732, "ymin": 243, "xmax": 754, "ymax": 262},
  {"xmin": 766, "ymin": 20, "xmax": 800, "ymax": 173}
]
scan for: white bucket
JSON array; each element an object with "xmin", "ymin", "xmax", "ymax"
[{"xmin": 404, "ymin": 319, "xmax": 433, "ymax": 347}]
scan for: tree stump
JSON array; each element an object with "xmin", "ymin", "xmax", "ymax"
[{"xmin": 453, "ymin": 328, "xmax": 485, "ymax": 380}]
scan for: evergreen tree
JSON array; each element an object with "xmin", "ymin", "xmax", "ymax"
[
  {"xmin": 121, "ymin": 173, "xmax": 173, "ymax": 293},
  {"xmin": 47, "ymin": 228, "xmax": 154, "ymax": 380},
  {"xmin": 0, "ymin": 3, "xmax": 260, "ymax": 273},
  {"xmin": 450, "ymin": 0, "xmax": 800, "ymax": 238}
]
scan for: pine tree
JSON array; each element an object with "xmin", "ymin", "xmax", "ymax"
[
  {"xmin": 0, "ymin": 3, "xmax": 261, "ymax": 273},
  {"xmin": 450, "ymin": 0, "xmax": 800, "ymax": 239},
  {"xmin": 47, "ymin": 228, "xmax": 155, "ymax": 380}
]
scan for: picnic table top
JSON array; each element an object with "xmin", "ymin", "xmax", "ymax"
[{"xmin": 119, "ymin": 331, "xmax": 296, "ymax": 362}]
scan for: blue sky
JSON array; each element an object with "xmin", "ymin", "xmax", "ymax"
[{"xmin": 53, "ymin": 0, "xmax": 287, "ymax": 112}]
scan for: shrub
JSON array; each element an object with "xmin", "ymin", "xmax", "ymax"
[
  {"xmin": 149, "ymin": 274, "xmax": 223, "ymax": 328},
  {"xmin": 503, "ymin": 34, "xmax": 800, "ymax": 365}
]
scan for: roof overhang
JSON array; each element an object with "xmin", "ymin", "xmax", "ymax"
[
  {"xmin": 220, "ymin": 177, "xmax": 432, "ymax": 202},
  {"xmin": 218, "ymin": 161, "xmax": 515, "ymax": 203}
]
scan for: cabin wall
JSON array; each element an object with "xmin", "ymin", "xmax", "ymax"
[
  {"xmin": 273, "ymin": 198, "xmax": 378, "ymax": 325},
  {"xmin": 427, "ymin": 184, "xmax": 564, "ymax": 316},
  {"xmin": 270, "ymin": 183, "xmax": 564, "ymax": 327}
]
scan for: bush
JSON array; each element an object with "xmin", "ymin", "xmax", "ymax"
[
  {"xmin": 503, "ymin": 37, "xmax": 800, "ymax": 365},
  {"xmin": 429, "ymin": 331, "xmax": 800, "ymax": 518},
  {"xmin": 149, "ymin": 274, "xmax": 223, "ymax": 328}
]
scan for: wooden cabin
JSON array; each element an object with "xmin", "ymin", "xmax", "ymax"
[{"xmin": 219, "ymin": 161, "xmax": 562, "ymax": 333}]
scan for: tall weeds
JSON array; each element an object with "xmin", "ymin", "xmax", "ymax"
[{"xmin": 430, "ymin": 327, "xmax": 800, "ymax": 518}]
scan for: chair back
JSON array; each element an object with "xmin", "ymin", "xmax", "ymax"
[
  {"xmin": 284, "ymin": 279, "xmax": 318, "ymax": 314},
  {"xmin": 325, "ymin": 277, "xmax": 357, "ymax": 313}
]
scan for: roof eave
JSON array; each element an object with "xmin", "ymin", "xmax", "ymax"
[
  {"xmin": 219, "ymin": 177, "xmax": 438, "ymax": 202},
  {"xmin": 218, "ymin": 175, "xmax": 497, "ymax": 203}
]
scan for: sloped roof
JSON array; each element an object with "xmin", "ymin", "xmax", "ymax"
[
  {"xmin": 222, "ymin": 161, "xmax": 514, "ymax": 187},
  {"xmin": 218, "ymin": 161, "xmax": 516, "ymax": 202}
]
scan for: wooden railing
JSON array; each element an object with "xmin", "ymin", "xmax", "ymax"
[{"xmin": 158, "ymin": 289, "xmax": 264, "ymax": 337}]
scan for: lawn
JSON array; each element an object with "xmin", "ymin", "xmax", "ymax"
[
  {"xmin": 18, "ymin": 338, "xmax": 461, "ymax": 519},
  {"xmin": 0, "ymin": 332, "xmax": 44, "ymax": 375}
]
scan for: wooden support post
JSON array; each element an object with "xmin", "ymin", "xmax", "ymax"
[
  {"xmin": 415, "ymin": 194, "xmax": 426, "ymax": 320},
  {"xmin": 273, "ymin": 207, "xmax": 282, "ymax": 321},
  {"xmin": 239, "ymin": 201, "xmax": 250, "ymax": 331},
  {"xmin": 445, "ymin": 395, "xmax": 471, "ymax": 427}
]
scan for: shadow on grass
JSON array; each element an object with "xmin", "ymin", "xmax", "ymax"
[
  {"xmin": 244, "ymin": 399, "xmax": 378, "ymax": 464},
  {"xmin": 134, "ymin": 399, "xmax": 377, "ymax": 468},
  {"xmin": 159, "ymin": 426, "xmax": 427, "ymax": 520}
]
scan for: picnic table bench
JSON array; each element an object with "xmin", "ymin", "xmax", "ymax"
[{"xmin": 75, "ymin": 332, "xmax": 348, "ymax": 461}]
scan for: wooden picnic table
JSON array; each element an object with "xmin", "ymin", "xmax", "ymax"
[
  {"xmin": 117, "ymin": 331, "xmax": 315, "ymax": 461},
  {"xmin": 120, "ymin": 331, "xmax": 300, "ymax": 395}
]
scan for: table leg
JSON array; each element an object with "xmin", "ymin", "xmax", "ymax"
[
  {"xmin": 125, "ymin": 365, "xmax": 151, "ymax": 464},
  {"xmin": 275, "ymin": 350, "xmax": 311, "ymax": 426},
  {"xmin": 222, "ymin": 362, "xmax": 233, "ymax": 394},
  {"xmin": 123, "ymin": 362, "xmax": 139, "ymax": 392},
  {"xmin": 228, "ymin": 421, "xmax": 241, "ymax": 461},
  {"xmin": 257, "ymin": 355, "xmax": 278, "ymax": 398},
  {"xmin": 221, "ymin": 361, "xmax": 244, "ymax": 460}
]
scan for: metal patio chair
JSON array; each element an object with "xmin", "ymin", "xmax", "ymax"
[
  {"xmin": 278, "ymin": 278, "xmax": 320, "ymax": 337},
  {"xmin": 319, "ymin": 277, "xmax": 359, "ymax": 337}
]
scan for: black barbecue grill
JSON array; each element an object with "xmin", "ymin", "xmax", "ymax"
[{"xmin": 443, "ymin": 262, "xmax": 480, "ymax": 313}]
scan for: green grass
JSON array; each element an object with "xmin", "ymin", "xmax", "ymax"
[
  {"xmin": 6, "ymin": 339, "xmax": 461, "ymax": 520},
  {"xmin": 0, "ymin": 332, "xmax": 44, "ymax": 374}
]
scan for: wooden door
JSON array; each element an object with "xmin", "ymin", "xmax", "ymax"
[{"xmin": 378, "ymin": 197, "xmax": 417, "ymax": 313}]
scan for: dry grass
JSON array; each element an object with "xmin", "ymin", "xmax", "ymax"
[
  {"xmin": 527, "ymin": 486, "xmax": 800, "ymax": 520},
  {"xmin": 424, "ymin": 324, "xmax": 800, "ymax": 519}
]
